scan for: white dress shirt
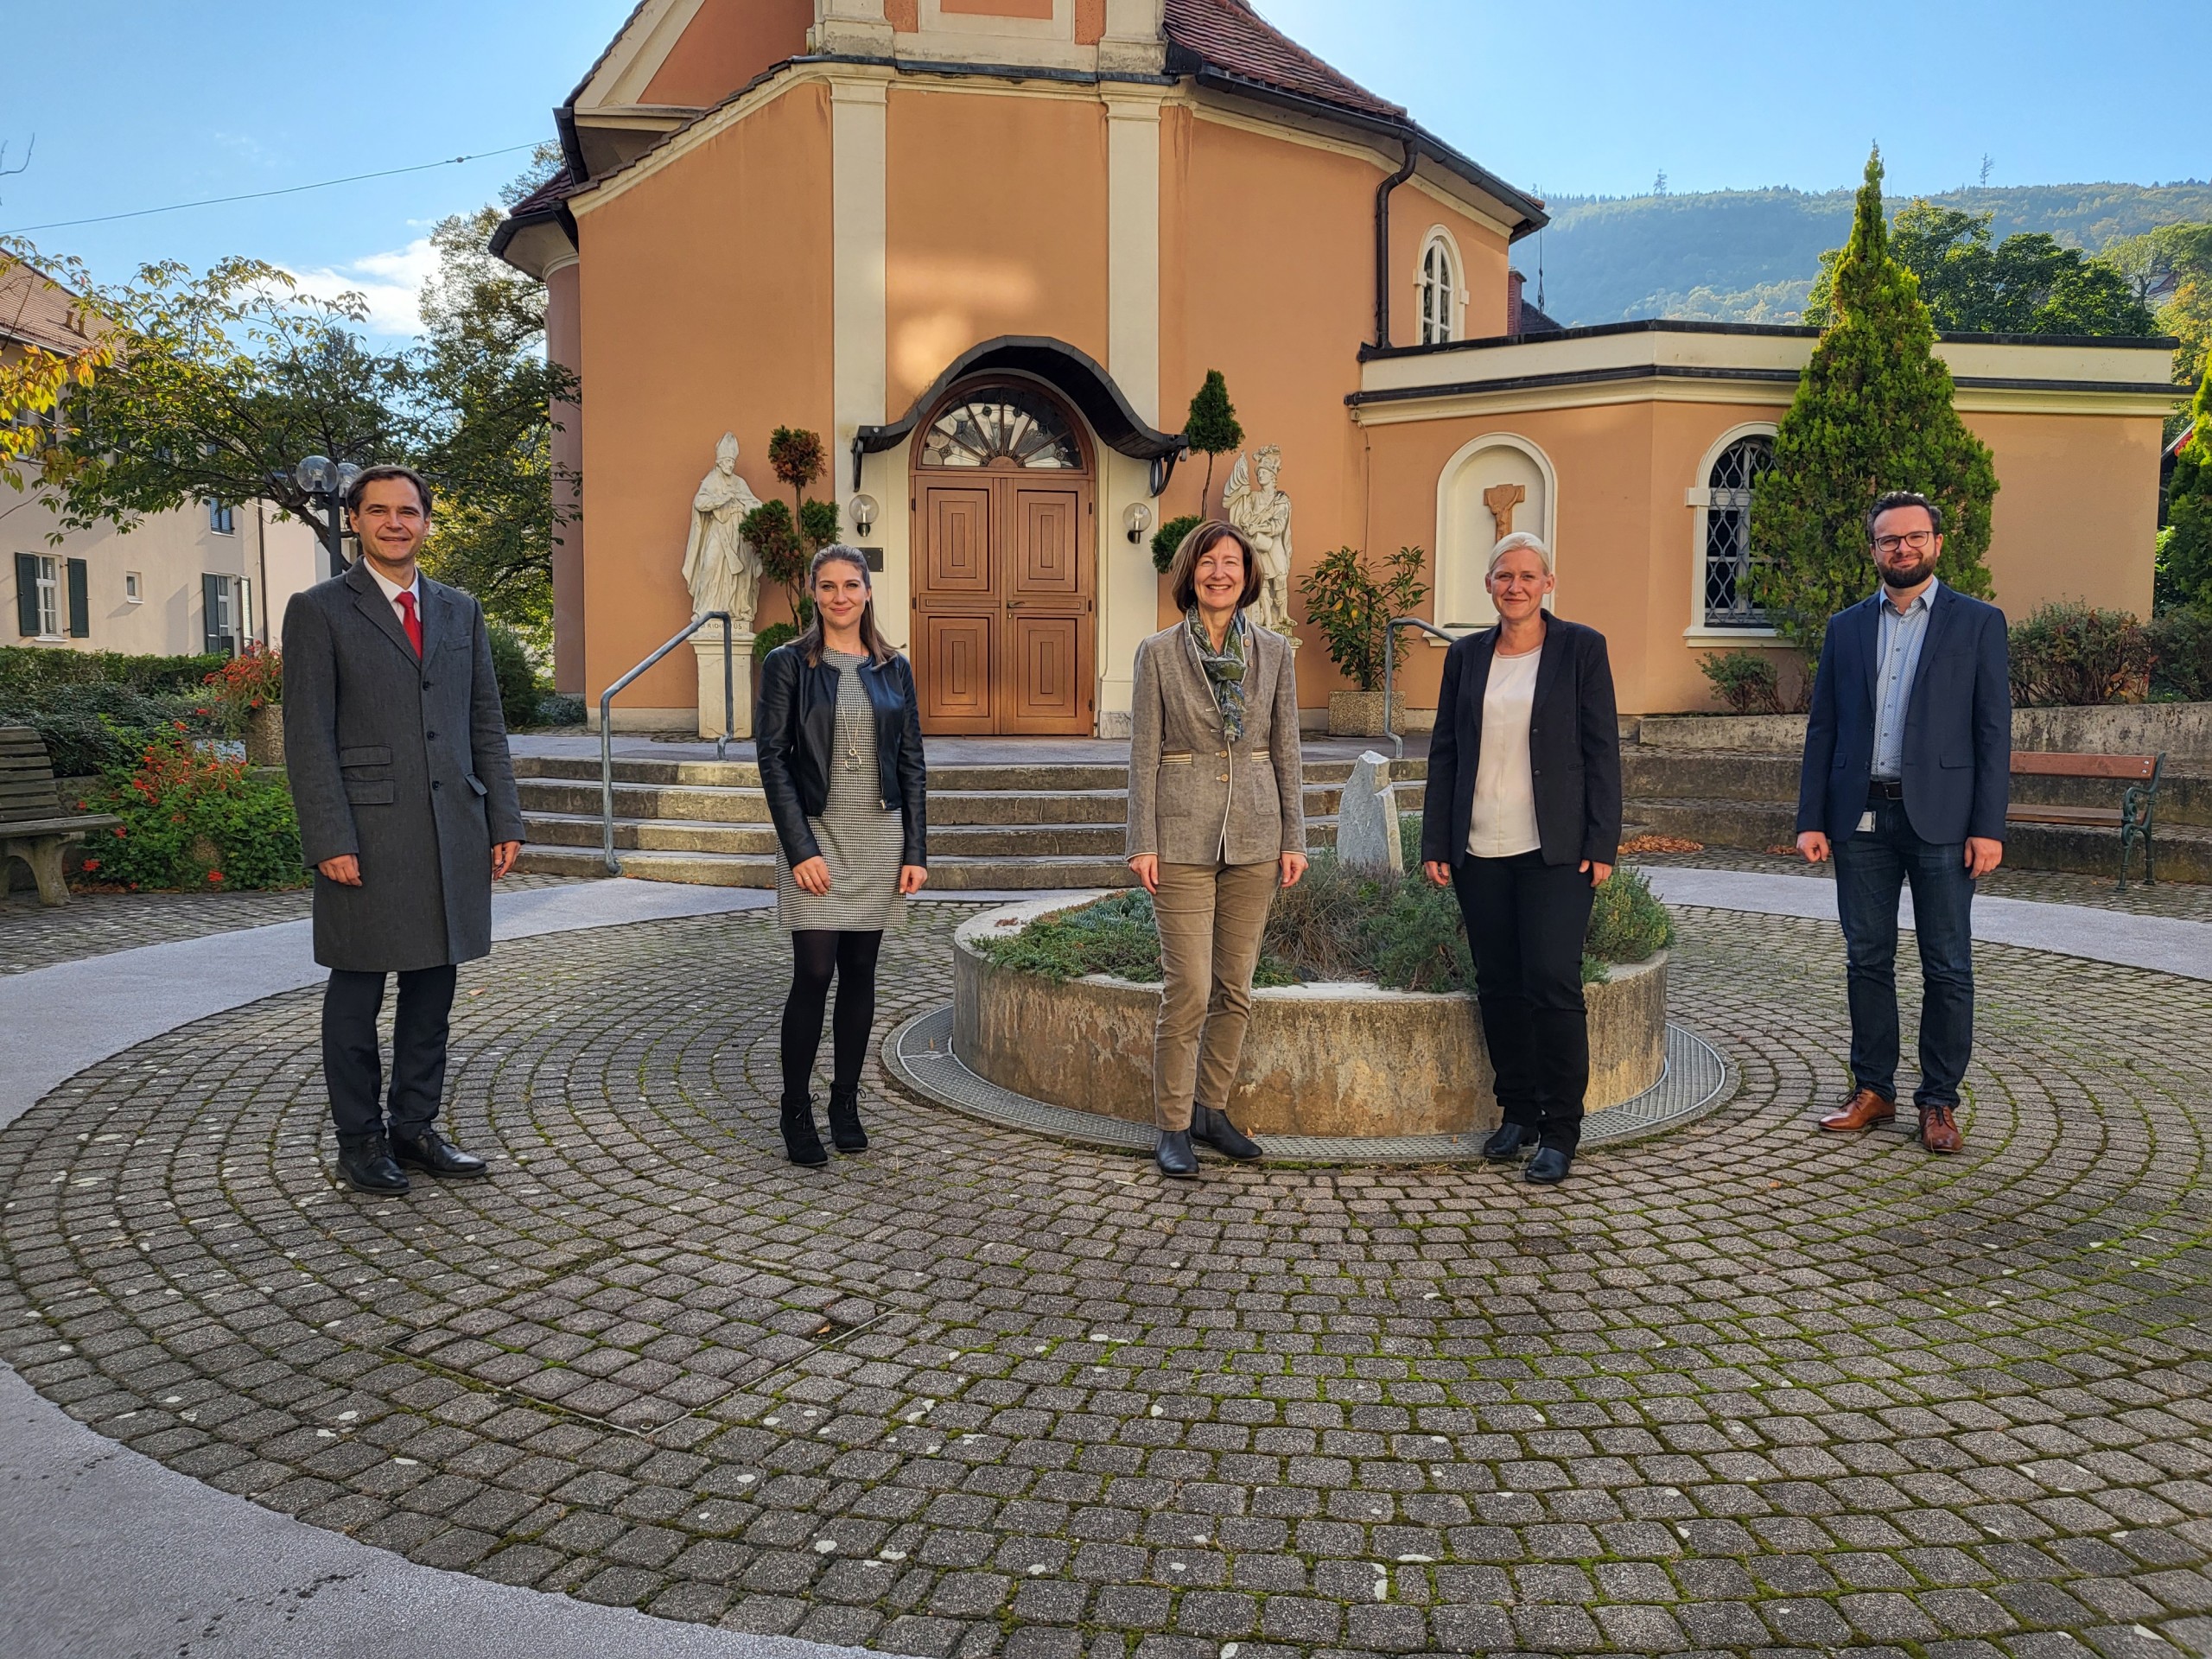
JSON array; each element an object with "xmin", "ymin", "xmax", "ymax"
[
  {"xmin": 1467, "ymin": 646, "xmax": 1543, "ymax": 859},
  {"xmin": 365, "ymin": 562, "xmax": 422, "ymax": 632}
]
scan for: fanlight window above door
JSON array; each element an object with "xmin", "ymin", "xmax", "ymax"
[{"xmin": 918, "ymin": 385, "xmax": 1081, "ymax": 471}]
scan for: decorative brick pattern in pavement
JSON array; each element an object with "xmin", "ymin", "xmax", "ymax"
[
  {"xmin": 3, "ymin": 905, "xmax": 2210, "ymax": 1659},
  {"xmin": 0, "ymin": 874, "xmax": 578, "ymax": 977}
]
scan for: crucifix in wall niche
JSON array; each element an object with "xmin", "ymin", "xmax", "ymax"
[{"xmin": 1483, "ymin": 482, "xmax": 1526, "ymax": 541}]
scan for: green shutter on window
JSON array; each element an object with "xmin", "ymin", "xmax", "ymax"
[
  {"xmin": 202, "ymin": 573, "xmax": 223, "ymax": 654},
  {"xmin": 66, "ymin": 558, "xmax": 89, "ymax": 638},
  {"xmin": 14, "ymin": 553, "xmax": 37, "ymax": 637}
]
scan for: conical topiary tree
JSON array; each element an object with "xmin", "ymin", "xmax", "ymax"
[
  {"xmin": 1183, "ymin": 369, "xmax": 1243, "ymax": 508},
  {"xmin": 1750, "ymin": 147, "xmax": 1998, "ymax": 672}
]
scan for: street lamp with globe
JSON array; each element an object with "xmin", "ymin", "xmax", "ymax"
[{"xmin": 289, "ymin": 455, "xmax": 364, "ymax": 581}]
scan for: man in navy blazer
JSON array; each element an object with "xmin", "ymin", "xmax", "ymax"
[{"xmin": 1796, "ymin": 491, "xmax": 2010, "ymax": 1154}]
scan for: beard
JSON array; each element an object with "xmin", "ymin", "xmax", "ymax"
[{"xmin": 1878, "ymin": 554, "xmax": 1936, "ymax": 588}]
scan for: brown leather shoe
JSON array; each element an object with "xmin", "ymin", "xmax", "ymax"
[
  {"xmin": 1918, "ymin": 1103, "xmax": 1964, "ymax": 1154},
  {"xmin": 1819, "ymin": 1087, "xmax": 1897, "ymax": 1132}
]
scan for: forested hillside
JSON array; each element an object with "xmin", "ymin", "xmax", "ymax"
[{"xmin": 1531, "ymin": 182, "xmax": 2212, "ymax": 327}]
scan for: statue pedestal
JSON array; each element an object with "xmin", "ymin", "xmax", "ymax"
[{"xmin": 692, "ymin": 632, "xmax": 754, "ymax": 741}]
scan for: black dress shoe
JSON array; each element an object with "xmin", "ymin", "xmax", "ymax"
[
  {"xmin": 1525, "ymin": 1147, "xmax": 1573, "ymax": 1185},
  {"xmin": 780, "ymin": 1096, "xmax": 829, "ymax": 1167},
  {"xmin": 825, "ymin": 1086, "xmax": 868, "ymax": 1154},
  {"xmin": 391, "ymin": 1128, "xmax": 489, "ymax": 1179},
  {"xmin": 1483, "ymin": 1122, "xmax": 1536, "ymax": 1162},
  {"xmin": 1192, "ymin": 1105, "xmax": 1262, "ymax": 1161},
  {"xmin": 1154, "ymin": 1128, "xmax": 1198, "ymax": 1179},
  {"xmin": 336, "ymin": 1136, "xmax": 410, "ymax": 1195}
]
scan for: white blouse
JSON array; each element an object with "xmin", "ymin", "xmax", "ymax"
[{"xmin": 1467, "ymin": 646, "xmax": 1542, "ymax": 858}]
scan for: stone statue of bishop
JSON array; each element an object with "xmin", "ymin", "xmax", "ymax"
[{"xmin": 680, "ymin": 432, "xmax": 765, "ymax": 633}]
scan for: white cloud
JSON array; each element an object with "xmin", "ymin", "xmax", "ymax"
[{"xmin": 278, "ymin": 238, "xmax": 439, "ymax": 337}]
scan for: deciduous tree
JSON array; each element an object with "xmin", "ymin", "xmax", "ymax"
[{"xmin": 1751, "ymin": 149, "xmax": 1999, "ymax": 668}]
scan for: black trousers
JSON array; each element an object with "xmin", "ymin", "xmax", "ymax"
[
  {"xmin": 321, "ymin": 966, "xmax": 458, "ymax": 1144},
  {"xmin": 780, "ymin": 931, "xmax": 883, "ymax": 1103},
  {"xmin": 1451, "ymin": 852, "xmax": 1594, "ymax": 1152}
]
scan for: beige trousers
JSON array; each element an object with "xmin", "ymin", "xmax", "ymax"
[{"xmin": 1152, "ymin": 857, "xmax": 1279, "ymax": 1131}]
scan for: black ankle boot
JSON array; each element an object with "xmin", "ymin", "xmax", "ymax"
[
  {"xmin": 780, "ymin": 1096, "xmax": 829, "ymax": 1167},
  {"xmin": 1192, "ymin": 1105, "xmax": 1262, "ymax": 1161},
  {"xmin": 826, "ymin": 1086, "xmax": 868, "ymax": 1153}
]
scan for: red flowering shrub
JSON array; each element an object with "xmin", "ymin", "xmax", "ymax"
[
  {"xmin": 201, "ymin": 645, "xmax": 283, "ymax": 736},
  {"xmin": 90, "ymin": 728, "xmax": 304, "ymax": 890}
]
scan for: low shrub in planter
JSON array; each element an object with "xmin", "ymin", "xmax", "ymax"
[
  {"xmin": 2008, "ymin": 601, "xmax": 2151, "ymax": 707},
  {"xmin": 83, "ymin": 727, "xmax": 306, "ymax": 892},
  {"xmin": 535, "ymin": 692, "xmax": 586, "ymax": 727},
  {"xmin": 981, "ymin": 844, "xmax": 1670, "ymax": 993},
  {"xmin": 1699, "ymin": 648, "xmax": 1788, "ymax": 715}
]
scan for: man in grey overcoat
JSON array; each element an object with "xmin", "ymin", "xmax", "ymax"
[{"xmin": 282, "ymin": 465, "xmax": 525, "ymax": 1194}]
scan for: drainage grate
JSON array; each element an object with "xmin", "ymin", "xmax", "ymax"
[{"xmin": 885, "ymin": 1006, "xmax": 1733, "ymax": 1163}]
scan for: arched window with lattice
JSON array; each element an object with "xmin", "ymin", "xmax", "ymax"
[
  {"xmin": 1420, "ymin": 236, "xmax": 1458, "ymax": 346},
  {"xmin": 1700, "ymin": 434, "xmax": 1776, "ymax": 626}
]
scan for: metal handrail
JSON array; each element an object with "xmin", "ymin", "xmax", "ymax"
[
  {"xmin": 599, "ymin": 612, "xmax": 735, "ymax": 874},
  {"xmin": 1379, "ymin": 615, "xmax": 1459, "ymax": 760}
]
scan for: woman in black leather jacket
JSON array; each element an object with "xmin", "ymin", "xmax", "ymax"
[{"xmin": 756, "ymin": 546, "xmax": 928, "ymax": 1166}]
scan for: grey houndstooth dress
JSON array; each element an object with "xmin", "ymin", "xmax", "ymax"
[{"xmin": 774, "ymin": 648, "xmax": 909, "ymax": 933}]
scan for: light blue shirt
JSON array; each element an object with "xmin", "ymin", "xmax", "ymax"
[{"xmin": 1871, "ymin": 578, "xmax": 1938, "ymax": 781}]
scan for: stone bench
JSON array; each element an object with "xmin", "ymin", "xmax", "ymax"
[{"xmin": 1, "ymin": 725, "xmax": 122, "ymax": 906}]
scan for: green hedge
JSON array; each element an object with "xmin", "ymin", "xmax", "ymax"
[
  {"xmin": 0, "ymin": 646, "xmax": 228, "ymax": 699},
  {"xmin": 81, "ymin": 729, "xmax": 305, "ymax": 891}
]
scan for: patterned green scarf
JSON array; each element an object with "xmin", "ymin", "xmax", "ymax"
[{"xmin": 1185, "ymin": 607, "xmax": 1249, "ymax": 743}]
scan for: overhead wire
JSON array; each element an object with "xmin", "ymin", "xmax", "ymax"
[{"xmin": 0, "ymin": 143, "xmax": 546, "ymax": 235}]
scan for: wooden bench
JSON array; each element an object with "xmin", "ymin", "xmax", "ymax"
[
  {"xmin": 2008, "ymin": 751, "xmax": 2164, "ymax": 890},
  {"xmin": 1, "ymin": 725, "xmax": 123, "ymax": 907}
]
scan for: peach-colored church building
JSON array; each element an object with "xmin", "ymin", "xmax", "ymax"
[{"xmin": 493, "ymin": 0, "xmax": 2186, "ymax": 732}]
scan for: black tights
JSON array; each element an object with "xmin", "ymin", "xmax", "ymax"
[{"xmin": 780, "ymin": 930, "xmax": 883, "ymax": 1103}]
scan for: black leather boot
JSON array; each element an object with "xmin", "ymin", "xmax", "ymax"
[
  {"xmin": 1154, "ymin": 1128, "xmax": 1198, "ymax": 1179},
  {"xmin": 390, "ymin": 1127, "xmax": 489, "ymax": 1179},
  {"xmin": 780, "ymin": 1096, "xmax": 829, "ymax": 1167},
  {"xmin": 825, "ymin": 1086, "xmax": 868, "ymax": 1153},
  {"xmin": 336, "ymin": 1134, "xmax": 409, "ymax": 1195},
  {"xmin": 1482, "ymin": 1122, "xmax": 1536, "ymax": 1162},
  {"xmin": 1192, "ymin": 1105, "xmax": 1262, "ymax": 1161}
]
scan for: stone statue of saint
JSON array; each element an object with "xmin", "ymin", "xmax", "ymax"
[
  {"xmin": 680, "ymin": 432, "xmax": 764, "ymax": 632},
  {"xmin": 1224, "ymin": 445, "xmax": 1294, "ymax": 634}
]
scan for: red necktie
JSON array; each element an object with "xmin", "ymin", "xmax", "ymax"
[{"xmin": 396, "ymin": 589, "xmax": 423, "ymax": 657}]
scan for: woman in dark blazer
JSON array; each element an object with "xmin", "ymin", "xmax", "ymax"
[{"xmin": 1421, "ymin": 531, "xmax": 1622, "ymax": 1185}]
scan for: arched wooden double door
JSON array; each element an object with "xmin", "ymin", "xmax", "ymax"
[{"xmin": 910, "ymin": 380, "xmax": 1095, "ymax": 735}]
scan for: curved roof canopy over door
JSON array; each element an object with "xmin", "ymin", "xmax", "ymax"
[{"xmin": 854, "ymin": 336, "xmax": 1187, "ymax": 495}]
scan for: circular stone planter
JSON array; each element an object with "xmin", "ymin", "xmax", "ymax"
[{"xmin": 952, "ymin": 900, "xmax": 1668, "ymax": 1139}]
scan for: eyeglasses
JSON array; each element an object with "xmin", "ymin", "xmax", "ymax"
[{"xmin": 1872, "ymin": 531, "xmax": 1936, "ymax": 554}]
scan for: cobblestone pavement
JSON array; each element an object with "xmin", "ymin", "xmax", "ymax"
[
  {"xmin": 0, "ymin": 873, "xmax": 578, "ymax": 977},
  {"xmin": 1630, "ymin": 847, "xmax": 2212, "ymax": 923},
  {"xmin": 3, "ymin": 906, "xmax": 2210, "ymax": 1659}
]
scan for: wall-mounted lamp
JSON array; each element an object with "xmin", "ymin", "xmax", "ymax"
[
  {"xmin": 1122, "ymin": 500, "xmax": 1154, "ymax": 544},
  {"xmin": 849, "ymin": 493, "xmax": 879, "ymax": 537}
]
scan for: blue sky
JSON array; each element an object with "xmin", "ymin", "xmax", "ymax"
[{"xmin": 3, "ymin": 0, "xmax": 2204, "ymax": 340}]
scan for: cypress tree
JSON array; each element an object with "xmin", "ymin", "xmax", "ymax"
[
  {"xmin": 1750, "ymin": 147, "xmax": 1999, "ymax": 670},
  {"xmin": 2158, "ymin": 373, "xmax": 2212, "ymax": 613},
  {"xmin": 1182, "ymin": 369, "xmax": 1243, "ymax": 506}
]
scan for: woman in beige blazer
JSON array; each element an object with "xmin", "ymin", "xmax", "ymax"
[{"xmin": 1127, "ymin": 520, "xmax": 1308, "ymax": 1178}]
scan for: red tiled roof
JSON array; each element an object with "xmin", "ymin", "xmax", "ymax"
[
  {"xmin": 0, "ymin": 262, "xmax": 99, "ymax": 356},
  {"xmin": 1163, "ymin": 0, "xmax": 1405, "ymax": 121},
  {"xmin": 505, "ymin": 168, "xmax": 578, "ymax": 219}
]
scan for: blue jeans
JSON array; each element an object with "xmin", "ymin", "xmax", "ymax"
[{"xmin": 1830, "ymin": 797, "xmax": 1976, "ymax": 1108}]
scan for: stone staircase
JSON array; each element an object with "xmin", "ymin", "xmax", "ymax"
[
  {"xmin": 1624, "ymin": 742, "xmax": 2212, "ymax": 882},
  {"xmin": 514, "ymin": 755, "xmax": 1427, "ymax": 890}
]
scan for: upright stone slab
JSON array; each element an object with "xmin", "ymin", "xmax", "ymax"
[{"xmin": 1335, "ymin": 749, "xmax": 1402, "ymax": 873}]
